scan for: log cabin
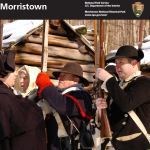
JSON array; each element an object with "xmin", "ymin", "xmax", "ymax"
[{"xmin": 2, "ymin": 20, "xmax": 96, "ymax": 88}]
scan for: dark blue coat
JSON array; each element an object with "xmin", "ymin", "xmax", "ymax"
[
  {"xmin": 106, "ymin": 76, "xmax": 150, "ymax": 150},
  {"xmin": 41, "ymin": 85, "xmax": 93, "ymax": 150}
]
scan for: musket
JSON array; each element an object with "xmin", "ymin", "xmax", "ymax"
[
  {"xmin": 138, "ymin": 20, "xmax": 144, "ymax": 49},
  {"xmin": 95, "ymin": 20, "xmax": 112, "ymax": 139}
]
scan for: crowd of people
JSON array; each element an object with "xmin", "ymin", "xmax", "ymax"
[{"xmin": 0, "ymin": 45, "xmax": 150, "ymax": 150}]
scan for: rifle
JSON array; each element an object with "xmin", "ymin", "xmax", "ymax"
[
  {"xmin": 138, "ymin": 20, "xmax": 144, "ymax": 49},
  {"xmin": 94, "ymin": 20, "xmax": 112, "ymax": 139}
]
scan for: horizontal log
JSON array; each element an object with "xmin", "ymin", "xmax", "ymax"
[
  {"xmin": 81, "ymin": 64, "xmax": 95, "ymax": 73},
  {"xmin": 15, "ymin": 53, "xmax": 93, "ymax": 68},
  {"xmin": 35, "ymin": 34, "xmax": 69, "ymax": 40},
  {"xmin": 26, "ymin": 35, "xmax": 79, "ymax": 49},
  {"xmin": 78, "ymin": 46, "xmax": 89, "ymax": 54},
  {"xmin": 48, "ymin": 34, "xmax": 69, "ymax": 40},
  {"xmin": 85, "ymin": 35, "xmax": 94, "ymax": 41},
  {"xmin": 48, "ymin": 46, "xmax": 93, "ymax": 61},
  {"xmin": 48, "ymin": 36, "xmax": 79, "ymax": 49},
  {"xmin": 13, "ymin": 43, "xmax": 42, "ymax": 55},
  {"xmin": 15, "ymin": 52, "xmax": 94, "ymax": 72},
  {"xmin": 14, "ymin": 43, "xmax": 94, "ymax": 62},
  {"xmin": 15, "ymin": 53, "xmax": 62, "ymax": 67}
]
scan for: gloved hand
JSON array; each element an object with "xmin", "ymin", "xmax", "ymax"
[{"xmin": 36, "ymin": 72, "xmax": 53, "ymax": 96}]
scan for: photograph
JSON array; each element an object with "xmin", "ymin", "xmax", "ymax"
[{"xmin": 0, "ymin": 0, "xmax": 150, "ymax": 150}]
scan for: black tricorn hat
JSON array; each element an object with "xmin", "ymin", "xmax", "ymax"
[
  {"xmin": 107, "ymin": 45, "xmax": 144, "ymax": 62},
  {"xmin": 105, "ymin": 64, "xmax": 116, "ymax": 75},
  {"xmin": 53, "ymin": 62, "xmax": 89, "ymax": 86},
  {"xmin": 0, "ymin": 50, "xmax": 16, "ymax": 77}
]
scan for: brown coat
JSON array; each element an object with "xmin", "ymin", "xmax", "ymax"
[{"xmin": 0, "ymin": 81, "xmax": 47, "ymax": 150}]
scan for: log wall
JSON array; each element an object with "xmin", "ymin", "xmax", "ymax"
[{"xmin": 12, "ymin": 20, "xmax": 95, "ymax": 83}]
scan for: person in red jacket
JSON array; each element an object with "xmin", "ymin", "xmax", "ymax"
[{"xmin": 36, "ymin": 62, "xmax": 94, "ymax": 150}]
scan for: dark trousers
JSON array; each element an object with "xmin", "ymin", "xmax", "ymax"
[
  {"xmin": 60, "ymin": 137, "xmax": 92, "ymax": 150},
  {"xmin": 60, "ymin": 137, "xmax": 72, "ymax": 150}
]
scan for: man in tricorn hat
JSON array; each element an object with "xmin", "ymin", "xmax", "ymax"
[
  {"xmin": 0, "ymin": 50, "xmax": 47, "ymax": 150},
  {"xmin": 36, "ymin": 62, "xmax": 94, "ymax": 150},
  {"xmin": 95, "ymin": 45, "xmax": 150, "ymax": 150}
]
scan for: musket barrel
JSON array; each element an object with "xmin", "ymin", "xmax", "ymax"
[{"xmin": 98, "ymin": 20, "xmax": 112, "ymax": 139}]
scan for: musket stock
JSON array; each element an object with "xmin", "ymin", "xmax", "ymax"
[
  {"xmin": 94, "ymin": 79, "xmax": 112, "ymax": 139},
  {"xmin": 98, "ymin": 84, "xmax": 112, "ymax": 139},
  {"xmin": 96, "ymin": 20, "xmax": 112, "ymax": 139}
]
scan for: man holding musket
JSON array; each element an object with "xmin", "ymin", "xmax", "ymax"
[{"xmin": 95, "ymin": 45, "xmax": 150, "ymax": 150}]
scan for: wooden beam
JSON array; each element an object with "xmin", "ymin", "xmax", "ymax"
[
  {"xmin": 41, "ymin": 20, "xmax": 49, "ymax": 72},
  {"xmin": 138, "ymin": 20, "xmax": 145, "ymax": 49},
  {"xmin": 0, "ymin": 20, "xmax": 3, "ymax": 51}
]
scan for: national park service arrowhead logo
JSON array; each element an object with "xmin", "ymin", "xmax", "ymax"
[{"xmin": 132, "ymin": 2, "xmax": 144, "ymax": 18}]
